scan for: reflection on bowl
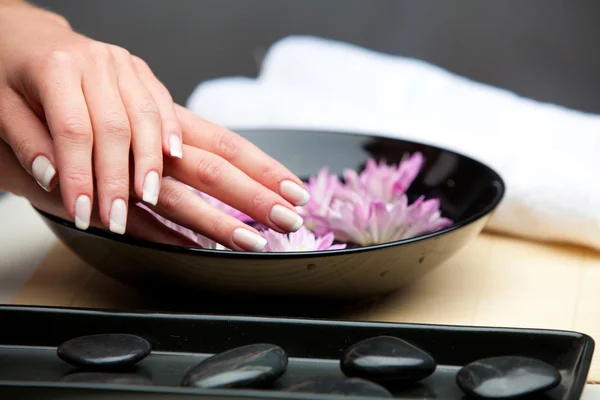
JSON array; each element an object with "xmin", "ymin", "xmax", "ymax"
[{"xmin": 35, "ymin": 129, "xmax": 504, "ymax": 300}]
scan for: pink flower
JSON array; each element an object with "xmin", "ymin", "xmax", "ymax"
[
  {"xmin": 338, "ymin": 152, "xmax": 424, "ymax": 202},
  {"xmin": 143, "ymin": 155, "xmax": 452, "ymax": 251},
  {"xmin": 402, "ymin": 196, "xmax": 454, "ymax": 238},
  {"xmin": 326, "ymin": 195, "xmax": 453, "ymax": 246},
  {"xmin": 138, "ymin": 203, "xmax": 230, "ymax": 250},
  {"xmin": 298, "ymin": 152, "xmax": 452, "ymax": 246},
  {"xmin": 262, "ymin": 226, "xmax": 347, "ymax": 252},
  {"xmin": 194, "ymin": 235, "xmax": 229, "ymax": 250},
  {"xmin": 139, "ymin": 204, "xmax": 198, "ymax": 243},
  {"xmin": 139, "ymin": 183, "xmax": 249, "ymax": 250},
  {"xmin": 297, "ymin": 166, "xmax": 341, "ymax": 235}
]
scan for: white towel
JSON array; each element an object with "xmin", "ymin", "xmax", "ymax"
[{"xmin": 186, "ymin": 35, "xmax": 600, "ymax": 251}]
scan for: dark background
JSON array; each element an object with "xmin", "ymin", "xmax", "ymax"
[{"xmin": 31, "ymin": 0, "xmax": 600, "ymax": 114}]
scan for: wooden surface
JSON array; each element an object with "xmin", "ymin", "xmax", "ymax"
[{"xmin": 13, "ymin": 232, "xmax": 600, "ymax": 382}]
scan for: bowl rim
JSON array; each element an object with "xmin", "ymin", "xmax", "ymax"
[{"xmin": 34, "ymin": 128, "xmax": 506, "ymax": 259}]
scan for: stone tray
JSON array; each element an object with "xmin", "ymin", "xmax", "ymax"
[{"xmin": 0, "ymin": 305, "xmax": 593, "ymax": 399}]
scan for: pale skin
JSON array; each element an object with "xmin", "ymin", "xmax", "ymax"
[{"xmin": 0, "ymin": 0, "xmax": 309, "ymax": 251}]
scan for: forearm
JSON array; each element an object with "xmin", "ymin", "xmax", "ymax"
[
  {"xmin": 0, "ymin": 0, "xmax": 28, "ymax": 11},
  {"xmin": 0, "ymin": 0, "xmax": 70, "ymax": 29}
]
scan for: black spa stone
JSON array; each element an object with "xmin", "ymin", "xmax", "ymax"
[
  {"xmin": 181, "ymin": 343, "xmax": 288, "ymax": 389},
  {"xmin": 456, "ymin": 356, "xmax": 562, "ymax": 399},
  {"xmin": 60, "ymin": 372, "xmax": 153, "ymax": 386},
  {"xmin": 285, "ymin": 377, "xmax": 393, "ymax": 398},
  {"xmin": 56, "ymin": 333, "xmax": 151, "ymax": 369},
  {"xmin": 340, "ymin": 335, "xmax": 437, "ymax": 385}
]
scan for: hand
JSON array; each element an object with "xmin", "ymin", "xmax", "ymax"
[
  {"xmin": 0, "ymin": 2, "xmax": 181, "ymax": 234},
  {"xmin": 0, "ymin": 104, "xmax": 311, "ymax": 251},
  {"xmin": 0, "ymin": 2, "xmax": 310, "ymax": 251},
  {"xmin": 0, "ymin": 138, "xmax": 197, "ymax": 247}
]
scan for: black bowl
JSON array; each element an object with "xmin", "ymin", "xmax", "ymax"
[{"xmin": 35, "ymin": 129, "xmax": 504, "ymax": 300}]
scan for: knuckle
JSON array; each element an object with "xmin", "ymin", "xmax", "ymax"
[
  {"xmin": 194, "ymin": 155, "xmax": 226, "ymax": 186},
  {"xmin": 132, "ymin": 56, "xmax": 149, "ymax": 71},
  {"xmin": 37, "ymin": 50, "xmax": 76, "ymax": 77},
  {"xmin": 159, "ymin": 184, "xmax": 186, "ymax": 213},
  {"xmin": 249, "ymin": 190, "xmax": 272, "ymax": 215},
  {"xmin": 60, "ymin": 115, "xmax": 92, "ymax": 144},
  {"xmin": 207, "ymin": 215, "xmax": 228, "ymax": 238},
  {"xmin": 215, "ymin": 132, "xmax": 241, "ymax": 161},
  {"xmin": 156, "ymin": 83, "xmax": 173, "ymax": 102},
  {"xmin": 85, "ymin": 41, "xmax": 111, "ymax": 60},
  {"xmin": 133, "ymin": 147, "xmax": 162, "ymax": 172},
  {"xmin": 102, "ymin": 175, "xmax": 129, "ymax": 194},
  {"xmin": 162, "ymin": 117, "xmax": 180, "ymax": 134},
  {"xmin": 109, "ymin": 45, "xmax": 131, "ymax": 59},
  {"xmin": 101, "ymin": 115, "xmax": 131, "ymax": 141},
  {"xmin": 0, "ymin": 94, "xmax": 16, "ymax": 125},
  {"xmin": 135, "ymin": 148, "xmax": 162, "ymax": 167},
  {"xmin": 259, "ymin": 163, "xmax": 280, "ymax": 184},
  {"xmin": 48, "ymin": 50, "xmax": 75, "ymax": 66},
  {"xmin": 12, "ymin": 137, "xmax": 34, "ymax": 162},
  {"xmin": 50, "ymin": 13, "xmax": 71, "ymax": 29},
  {"xmin": 63, "ymin": 167, "xmax": 92, "ymax": 188},
  {"xmin": 137, "ymin": 99, "xmax": 161, "ymax": 122}
]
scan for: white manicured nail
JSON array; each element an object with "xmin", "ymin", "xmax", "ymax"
[
  {"xmin": 31, "ymin": 155, "xmax": 56, "ymax": 192},
  {"xmin": 270, "ymin": 204, "xmax": 303, "ymax": 232},
  {"xmin": 109, "ymin": 198, "xmax": 127, "ymax": 235},
  {"xmin": 232, "ymin": 228, "xmax": 267, "ymax": 252},
  {"xmin": 142, "ymin": 171, "xmax": 160, "ymax": 206},
  {"xmin": 280, "ymin": 180, "xmax": 310, "ymax": 206},
  {"xmin": 74, "ymin": 195, "xmax": 91, "ymax": 230},
  {"xmin": 169, "ymin": 134, "xmax": 183, "ymax": 159}
]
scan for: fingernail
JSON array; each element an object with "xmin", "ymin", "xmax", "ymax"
[
  {"xmin": 74, "ymin": 195, "xmax": 91, "ymax": 230},
  {"xmin": 270, "ymin": 204, "xmax": 303, "ymax": 232},
  {"xmin": 232, "ymin": 228, "xmax": 267, "ymax": 252},
  {"xmin": 169, "ymin": 134, "xmax": 183, "ymax": 159},
  {"xmin": 31, "ymin": 155, "xmax": 56, "ymax": 192},
  {"xmin": 109, "ymin": 198, "xmax": 127, "ymax": 235},
  {"xmin": 142, "ymin": 171, "xmax": 160, "ymax": 206},
  {"xmin": 280, "ymin": 180, "xmax": 310, "ymax": 206}
]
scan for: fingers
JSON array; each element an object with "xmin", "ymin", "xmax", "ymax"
[
  {"xmin": 131, "ymin": 55, "xmax": 183, "ymax": 159},
  {"xmin": 110, "ymin": 46, "xmax": 163, "ymax": 209},
  {"xmin": 0, "ymin": 136, "xmax": 195, "ymax": 247},
  {"xmin": 34, "ymin": 46, "xmax": 165, "ymax": 235},
  {"xmin": 175, "ymin": 104, "xmax": 310, "ymax": 207},
  {"xmin": 164, "ymin": 145, "xmax": 303, "ymax": 234},
  {"xmin": 0, "ymin": 89, "xmax": 57, "ymax": 192},
  {"xmin": 81, "ymin": 43, "xmax": 133, "ymax": 234},
  {"xmin": 35, "ymin": 50, "xmax": 94, "ymax": 231},
  {"xmin": 33, "ymin": 47, "xmax": 165, "ymax": 234},
  {"xmin": 148, "ymin": 178, "xmax": 267, "ymax": 251}
]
